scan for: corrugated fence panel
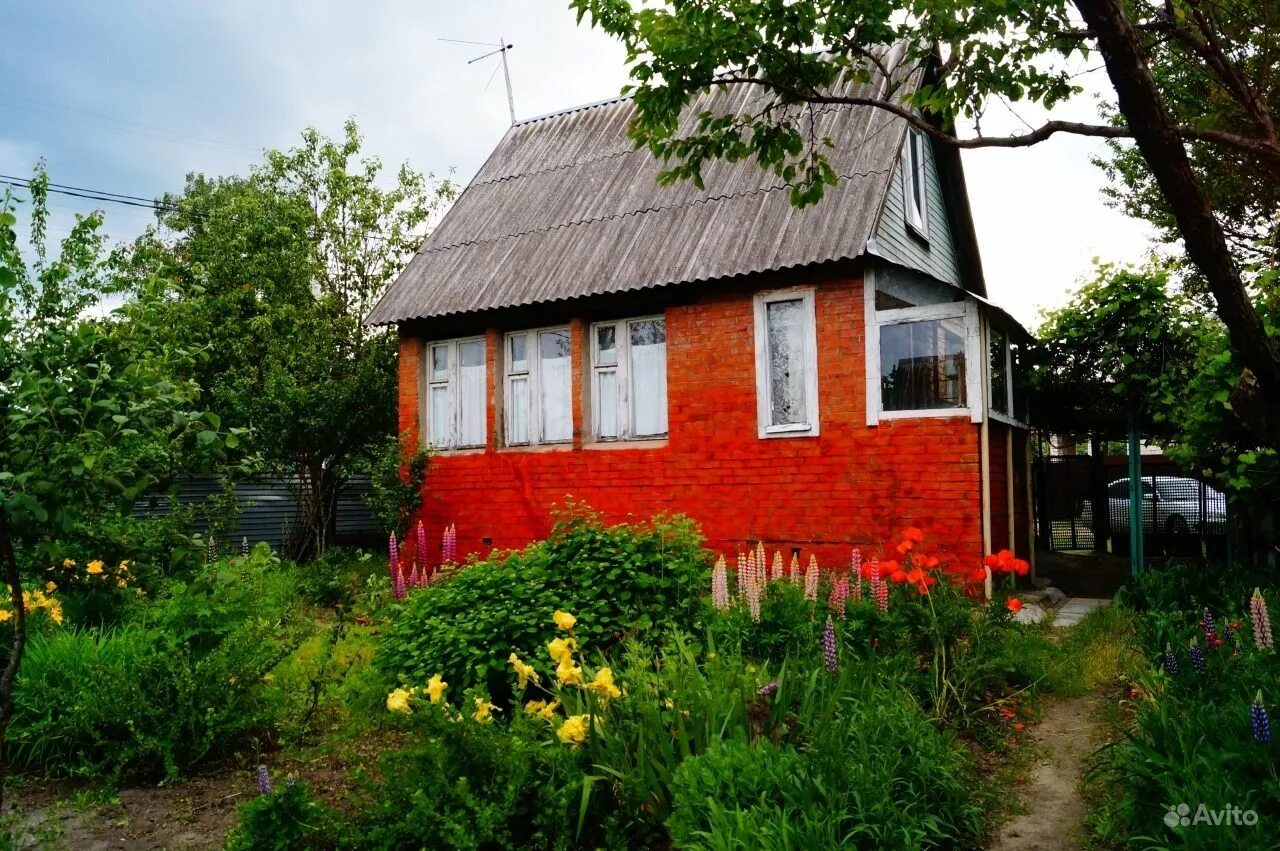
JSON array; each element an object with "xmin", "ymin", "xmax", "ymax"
[{"xmin": 132, "ymin": 475, "xmax": 381, "ymax": 552}]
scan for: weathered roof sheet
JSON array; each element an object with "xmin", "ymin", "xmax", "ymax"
[{"xmin": 367, "ymin": 46, "xmax": 916, "ymax": 325}]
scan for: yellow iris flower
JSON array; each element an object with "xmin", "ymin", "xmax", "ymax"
[
  {"xmin": 386, "ymin": 688, "xmax": 413, "ymax": 714},
  {"xmin": 508, "ymin": 653, "xmax": 541, "ymax": 689},
  {"xmin": 557, "ymin": 714, "xmax": 590, "ymax": 745},
  {"xmin": 553, "ymin": 610, "xmax": 577, "ymax": 631},
  {"xmin": 426, "ymin": 674, "xmax": 448, "ymax": 704}
]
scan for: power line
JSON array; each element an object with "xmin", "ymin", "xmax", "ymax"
[{"xmin": 0, "ymin": 175, "xmax": 429, "ymax": 243}]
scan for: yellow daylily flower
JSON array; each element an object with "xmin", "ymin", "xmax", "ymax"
[
  {"xmin": 547, "ymin": 637, "xmax": 577, "ymax": 664},
  {"xmin": 508, "ymin": 653, "xmax": 540, "ymax": 689},
  {"xmin": 553, "ymin": 610, "xmax": 576, "ymax": 631},
  {"xmin": 472, "ymin": 696, "xmax": 498, "ymax": 724},
  {"xmin": 386, "ymin": 688, "xmax": 413, "ymax": 714},
  {"xmin": 585, "ymin": 667, "xmax": 621, "ymax": 701},
  {"xmin": 0, "ymin": 610, "xmax": 10, "ymax": 623},
  {"xmin": 426, "ymin": 674, "xmax": 448, "ymax": 704},
  {"xmin": 557, "ymin": 714, "xmax": 590, "ymax": 745},
  {"xmin": 86, "ymin": 560, "xmax": 104, "ymax": 575}
]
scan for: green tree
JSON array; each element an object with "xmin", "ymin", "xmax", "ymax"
[
  {"xmin": 0, "ymin": 171, "xmax": 227, "ymax": 803},
  {"xmin": 570, "ymin": 0, "xmax": 1280, "ymax": 444},
  {"xmin": 129, "ymin": 120, "xmax": 453, "ymax": 559}
]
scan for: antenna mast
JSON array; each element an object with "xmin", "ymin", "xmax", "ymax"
[{"xmin": 440, "ymin": 36, "xmax": 517, "ymax": 125}]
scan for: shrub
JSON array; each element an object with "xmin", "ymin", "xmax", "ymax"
[
  {"xmin": 345, "ymin": 708, "xmax": 594, "ymax": 850},
  {"xmin": 227, "ymin": 780, "xmax": 334, "ymax": 851},
  {"xmin": 7, "ymin": 550, "xmax": 305, "ymax": 780},
  {"xmin": 297, "ymin": 548, "xmax": 378, "ymax": 609},
  {"xmin": 376, "ymin": 509, "xmax": 708, "ymax": 701}
]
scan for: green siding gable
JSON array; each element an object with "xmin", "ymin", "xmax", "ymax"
[{"xmin": 868, "ymin": 133, "xmax": 961, "ymax": 287}]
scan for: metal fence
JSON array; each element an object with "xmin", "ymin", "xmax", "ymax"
[
  {"xmin": 132, "ymin": 474, "xmax": 381, "ymax": 552},
  {"xmin": 1035, "ymin": 454, "xmax": 1228, "ymax": 561}
]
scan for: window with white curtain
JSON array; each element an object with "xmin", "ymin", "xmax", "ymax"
[
  {"xmin": 422, "ymin": 338, "xmax": 486, "ymax": 449},
  {"xmin": 504, "ymin": 327, "xmax": 572, "ymax": 445},
  {"xmin": 753, "ymin": 289, "xmax": 819, "ymax": 437},
  {"xmin": 590, "ymin": 316, "xmax": 668, "ymax": 441},
  {"xmin": 902, "ymin": 129, "xmax": 929, "ymax": 238}
]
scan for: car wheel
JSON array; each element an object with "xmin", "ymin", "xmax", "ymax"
[{"xmin": 1165, "ymin": 515, "xmax": 1189, "ymax": 536}]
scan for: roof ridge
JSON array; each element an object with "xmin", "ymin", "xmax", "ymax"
[
  {"xmin": 512, "ymin": 95, "xmax": 630, "ymax": 127},
  {"xmin": 421, "ymin": 164, "xmax": 892, "ymax": 255}
]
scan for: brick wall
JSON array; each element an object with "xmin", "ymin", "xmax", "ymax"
[{"xmin": 397, "ymin": 275, "xmax": 988, "ymax": 571}]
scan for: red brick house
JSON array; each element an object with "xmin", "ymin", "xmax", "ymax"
[{"xmin": 366, "ymin": 55, "xmax": 1032, "ymax": 571}]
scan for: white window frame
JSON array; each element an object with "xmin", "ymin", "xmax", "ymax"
[
  {"xmin": 421, "ymin": 337, "xmax": 487, "ymax": 450},
  {"xmin": 503, "ymin": 326, "xmax": 573, "ymax": 447},
  {"xmin": 753, "ymin": 288, "xmax": 820, "ymax": 438},
  {"xmin": 902, "ymin": 129, "xmax": 929, "ymax": 239},
  {"xmin": 987, "ymin": 321, "xmax": 1029, "ymax": 427},
  {"xmin": 589, "ymin": 316, "xmax": 668, "ymax": 442},
  {"xmin": 864, "ymin": 266, "xmax": 980, "ymax": 425}
]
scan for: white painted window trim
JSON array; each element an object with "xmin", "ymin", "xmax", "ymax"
[
  {"xmin": 589, "ymin": 315, "xmax": 668, "ymax": 442},
  {"xmin": 503, "ymin": 326, "xmax": 572, "ymax": 447},
  {"xmin": 865, "ymin": 269, "xmax": 982, "ymax": 425},
  {"xmin": 902, "ymin": 129, "xmax": 929, "ymax": 240},
  {"xmin": 754, "ymin": 288, "xmax": 820, "ymax": 439},
  {"xmin": 422, "ymin": 336, "xmax": 486, "ymax": 450},
  {"xmin": 986, "ymin": 318, "xmax": 1030, "ymax": 428}
]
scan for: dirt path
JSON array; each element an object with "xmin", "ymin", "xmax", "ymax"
[{"xmin": 989, "ymin": 695, "xmax": 1098, "ymax": 851}]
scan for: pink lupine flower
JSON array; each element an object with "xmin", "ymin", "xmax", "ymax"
[
  {"xmin": 822, "ymin": 616, "xmax": 839, "ymax": 674},
  {"xmin": 790, "ymin": 554, "xmax": 802, "ymax": 585},
  {"xmin": 771, "ymin": 551, "xmax": 783, "ymax": 583},
  {"xmin": 737, "ymin": 552, "xmax": 747, "ymax": 597},
  {"xmin": 392, "ymin": 563, "xmax": 406, "ymax": 599},
  {"xmin": 804, "ymin": 555, "xmax": 819, "ymax": 601},
  {"xmin": 745, "ymin": 572, "xmax": 762, "ymax": 623},
  {"xmin": 829, "ymin": 575, "xmax": 850, "ymax": 619},
  {"xmin": 870, "ymin": 560, "xmax": 888, "ymax": 612},
  {"xmin": 711, "ymin": 556, "xmax": 730, "ymax": 611},
  {"xmin": 389, "ymin": 533, "xmax": 400, "ymax": 582},
  {"xmin": 1252, "ymin": 588, "xmax": 1274, "ymax": 651},
  {"xmin": 850, "ymin": 549, "xmax": 863, "ymax": 602},
  {"xmin": 416, "ymin": 521, "xmax": 428, "ymax": 572}
]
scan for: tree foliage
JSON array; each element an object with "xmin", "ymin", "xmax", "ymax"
[
  {"xmin": 0, "ymin": 171, "xmax": 229, "ymax": 802},
  {"xmin": 125, "ymin": 120, "xmax": 454, "ymax": 559}
]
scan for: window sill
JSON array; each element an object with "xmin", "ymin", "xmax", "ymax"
[
  {"xmin": 759, "ymin": 423, "xmax": 819, "ymax": 439},
  {"xmin": 878, "ymin": 408, "xmax": 970, "ymax": 421},
  {"xmin": 989, "ymin": 410, "xmax": 1030, "ymax": 429},
  {"xmin": 584, "ymin": 438, "xmax": 669, "ymax": 451},
  {"xmin": 905, "ymin": 218, "xmax": 930, "ymax": 244},
  {"xmin": 428, "ymin": 446, "xmax": 487, "ymax": 456},
  {"xmin": 496, "ymin": 443, "xmax": 575, "ymax": 454}
]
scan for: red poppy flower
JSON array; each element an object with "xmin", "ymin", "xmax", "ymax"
[
  {"xmin": 905, "ymin": 568, "xmax": 925, "ymax": 585},
  {"xmin": 1012, "ymin": 558, "xmax": 1030, "ymax": 576},
  {"xmin": 903, "ymin": 527, "xmax": 925, "ymax": 543},
  {"xmin": 889, "ymin": 569, "xmax": 909, "ymax": 584},
  {"xmin": 1006, "ymin": 597, "xmax": 1023, "ymax": 613},
  {"xmin": 967, "ymin": 567, "xmax": 987, "ymax": 583},
  {"xmin": 896, "ymin": 540, "xmax": 913, "ymax": 554},
  {"xmin": 1014, "ymin": 723, "xmax": 1025, "ymax": 731}
]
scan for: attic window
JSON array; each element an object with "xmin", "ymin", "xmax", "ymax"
[{"xmin": 902, "ymin": 129, "xmax": 929, "ymax": 239}]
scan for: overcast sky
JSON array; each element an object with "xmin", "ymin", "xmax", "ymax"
[{"xmin": 1, "ymin": 1, "xmax": 1155, "ymax": 327}]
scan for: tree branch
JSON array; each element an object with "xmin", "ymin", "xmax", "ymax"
[{"xmin": 708, "ymin": 74, "xmax": 1280, "ymax": 167}]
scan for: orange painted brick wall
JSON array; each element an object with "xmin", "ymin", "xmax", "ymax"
[{"xmin": 397, "ymin": 276, "xmax": 986, "ymax": 570}]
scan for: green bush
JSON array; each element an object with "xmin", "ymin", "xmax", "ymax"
[
  {"xmin": 376, "ymin": 509, "xmax": 709, "ymax": 701},
  {"xmin": 297, "ymin": 547, "xmax": 379, "ymax": 609},
  {"xmin": 8, "ymin": 549, "xmax": 305, "ymax": 780},
  {"xmin": 227, "ymin": 780, "xmax": 334, "ymax": 851},
  {"xmin": 344, "ymin": 709, "xmax": 595, "ymax": 850}
]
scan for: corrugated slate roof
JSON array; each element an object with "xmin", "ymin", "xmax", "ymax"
[{"xmin": 366, "ymin": 47, "xmax": 915, "ymax": 325}]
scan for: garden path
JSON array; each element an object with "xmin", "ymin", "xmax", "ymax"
[{"xmin": 988, "ymin": 694, "xmax": 1098, "ymax": 851}]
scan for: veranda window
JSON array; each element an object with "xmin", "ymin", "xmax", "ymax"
[
  {"xmin": 505, "ymin": 328, "xmax": 572, "ymax": 445},
  {"xmin": 423, "ymin": 338, "xmax": 486, "ymax": 449}
]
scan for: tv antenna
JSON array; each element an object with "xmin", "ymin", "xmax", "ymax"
[{"xmin": 439, "ymin": 36, "xmax": 516, "ymax": 125}]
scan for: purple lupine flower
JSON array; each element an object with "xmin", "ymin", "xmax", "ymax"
[
  {"xmin": 255, "ymin": 765, "xmax": 272, "ymax": 795},
  {"xmin": 1189, "ymin": 639, "xmax": 1206, "ymax": 674},
  {"xmin": 1252, "ymin": 691, "xmax": 1271, "ymax": 744},
  {"xmin": 1221, "ymin": 620, "xmax": 1238, "ymax": 650},
  {"xmin": 822, "ymin": 616, "xmax": 839, "ymax": 674},
  {"xmin": 1251, "ymin": 588, "xmax": 1273, "ymax": 651},
  {"xmin": 1202, "ymin": 607, "xmax": 1219, "ymax": 647},
  {"xmin": 758, "ymin": 679, "xmax": 780, "ymax": 696},
  {"xmin": 1163, "ymin": 644, "xmax": 1180, "ymax": 676}
]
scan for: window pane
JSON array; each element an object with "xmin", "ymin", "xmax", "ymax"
[
  {"xmin": 508, "ymin": 334, "xmax": 528, "ymax": 374},
  {"xmin": 910, "ymin": 133, "xmax": 926, "ymax": 213},
  {"xmin": 630, "ymin": 320, "xmax": 667, "ymax": 436},
  {"xmin": 989, "ymin": 326, "xmax": 1008, "ymax": 415},
  {"xmin": 596, "ymin": 369, "xmax": 618, "ymax": 439},
  {"xmin": 429, "ymin": 384, "xmax": 451, "ymax": 447},
  {"xmin": 458, "ymin": 346, "xmax": 485, "ymax": 447},
  {"xmin": 539, "ymin": 330, "xmax": 572, "ymax": 442},
  {"xmin": 507, "ymin": 376, "xmax": 530, "ymax": 444},
  {"xmin": 880, "ymin": 318, "xmax": 967, "ymax": 411},
  {"xmin": 596, "ymin": 325, "xmax": 617, "ymax": 367},
  {"xmin": 459, "ymin": 340, "xmax": 484, "ymax": 368},
  {"xmin": 766, "ymin": 300, "xmax": 807, "ymax": 426},
  {"xmin": 431, "ymin": 345, "xmax": 450, "ymax": 381}
]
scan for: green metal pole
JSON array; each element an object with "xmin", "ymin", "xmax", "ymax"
[{"xmin": 1127, "ymin": 416, "xmax": 1144, "ymax": 575}]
